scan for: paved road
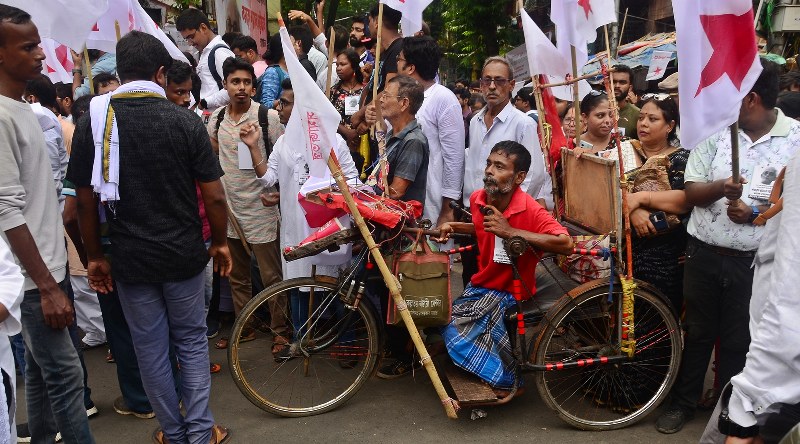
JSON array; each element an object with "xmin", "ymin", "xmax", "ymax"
[{"xmin": 15, "ymin": 266, "xmax": 713, "ymax": 443}]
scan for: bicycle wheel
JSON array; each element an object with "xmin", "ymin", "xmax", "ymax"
[
  {"xmin": 532, "ymin": 282, "xmax": 681, "ymax": 430},
  {"xmin": 229, "ymin": 277, "xmax": 381, "ymax": 417}
]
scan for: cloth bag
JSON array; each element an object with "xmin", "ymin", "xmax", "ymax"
[
  {"xmin": 385, "ymin": 234, "xmax": 451, "ymax": 327},
  {"xmin": 626, "ymin": 146, "xmax": 681, "ymax": 229}
]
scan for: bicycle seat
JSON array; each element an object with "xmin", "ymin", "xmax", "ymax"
[{"xmin": 505, "ymin": 257, "xmax": 579, "ymax": 324}]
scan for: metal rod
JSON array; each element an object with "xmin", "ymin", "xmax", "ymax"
[{"xmin": 571, "ymin": 46, "xmax": 582, "ymax": 152}]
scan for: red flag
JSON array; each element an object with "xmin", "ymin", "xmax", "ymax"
[
  {"xmin": 674, "ymin": 0, "xmax": 762, "ymax": 149},
  {"xmin": 538, "ymin": 75, "xmax": 568, "ymax": 169}
]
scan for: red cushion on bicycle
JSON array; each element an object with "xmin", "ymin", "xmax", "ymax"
[
  {"xmin": 470, "ymin": 188, "xmax": 569, "ymax": 297},
  {"xmin": 315, "ymin": 191, "xmax": 423, "ymax": 228}
]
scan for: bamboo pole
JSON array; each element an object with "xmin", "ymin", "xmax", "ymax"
[
  {"xmin": 537, "ymin": 69, "xmax": 604, "ymax": 89},
  {"xmin": 571, "ymin": 46, "xmax": 582, "ymax": 151},
  {"xmin": 325, "ymin": 151, "xmax": 459, "ymax": 419},
  {"xmin": 372, "ymin": 3, "xmax": 388, "ymax": 191},
  {"xmin": 84, "ymin": 48, "xmax": 94, "ymax": 94},
  {"xmin": 325, "ymin": 31, "xmax": 336, "ymax": 98},
  {"xmin": 115, "ymin": 20, "xmax": 122, "ymax": 41},
  {"xmin": 603, "ymin": 25, "xmax": 632, "ymax": 279},
  {"xmin": 616, "ymin": 8, "xmax": 629, "ymax": 55}
]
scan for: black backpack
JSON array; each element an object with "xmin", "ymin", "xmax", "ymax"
[
  {"xmin": 207, "ymin": 44, "xmax": 232, "ymax": 90},
  {"xmin": 214, "ymin": 104, "xmax": 273, "ymax": 159}
]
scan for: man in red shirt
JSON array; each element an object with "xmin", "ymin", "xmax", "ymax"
[{"xmin": 437, "ymin": 140, "xmax": 572, "ymax": 398}]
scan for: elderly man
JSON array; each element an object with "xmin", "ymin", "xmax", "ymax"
[{"xmin": 437, "ymin": 141, "xmax": 573, "ymax": 398}]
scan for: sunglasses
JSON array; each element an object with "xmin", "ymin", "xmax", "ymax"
[
  {"xmin": 480, "ymin": 77, "xmax": 510, "ymax": 87},
  {"xmin": 641, "ymin": 93, "xmax": 672, "ymax": 101}
]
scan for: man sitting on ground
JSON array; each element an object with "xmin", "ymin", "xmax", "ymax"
[{"xmin": 436, "ymin": 141, "xmax": 573, "ymax": 398}]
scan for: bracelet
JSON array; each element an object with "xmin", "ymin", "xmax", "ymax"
[
  {"xmin": 254, "ymin": 157, "xmax": 266, "ymax": 167},
  {"xmin": 72, "ymin": 68, "xmax": 82, "ymax": 74}
]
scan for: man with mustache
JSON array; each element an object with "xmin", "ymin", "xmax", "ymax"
[
  {"xmin": 461, "ymin": 56, "xmax": 553, "ymax": 286},
  {"xmin": 349, "ymin": 16, "xmax": 374, "ymax": 67},
  {"xmin": 436, "ymin": 141, "xmax": 573, "ymax": 398}
]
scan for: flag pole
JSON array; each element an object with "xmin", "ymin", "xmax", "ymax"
[
  {"xmin": 324, "ymin": 31, "xmax": 336, "ymax": 98},
  {"xmin": 603, "ymin": 24, "xmax": 632, "ymax": 280},
  {"xmin": 325, "ymin": 150, "xmax": 460, "ymax": 419},
  {"xmin": 571, "ymin": 46, "xmax": 582, "ymax": 151},
  {"xmin": 616, "ymin": 8, "xmax": 629, "ymax": 57},
  {"xmin": 83, "ymin": 48, "xmax": 95, "ymax": 94},
  {"xmin": 115, "ymin": 20, "xmax": 122, "ymax": 41},
  {"xmin": 731, "ymin": 123, "xmax": 740, "ymax": 183},
  {"xmin": 372, "ymin": 3, "xmax": 388, "ymax": 191}
]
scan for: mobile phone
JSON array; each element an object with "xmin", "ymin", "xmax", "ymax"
[
  {"xmin": 579, "ymin": 140, "xmax": 593, "ymax": 150},
  {"xmin": 649, "ymin": 211, "xmax": 669, "ymax": 232}
]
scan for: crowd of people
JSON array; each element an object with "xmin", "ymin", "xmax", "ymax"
[{"xmin": 0, "ymin": 1, "xmax": 798, "ymax": 443}]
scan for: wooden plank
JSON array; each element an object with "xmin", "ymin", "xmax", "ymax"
[
  {"xmin": 561, "ymin": 148, "xmax": 621, "ymax": 236},
  {"xmin": 444, "ymin": 365, "xmax": 497, "ymax": 403}
]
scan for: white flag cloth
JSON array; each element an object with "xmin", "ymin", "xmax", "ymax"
[
  {"xmin": 279, "ymin": 26, "xmax": 342, "ymax": 177},
  {"xmin": 40, "ymin": 39, "xmax": 75, "ymax": 84},
  {"xmin": 674, "ymin": 0, "xmax": 762, "ymax": 149},
  {"xmin": 546, "ymin": 74, "xmax": 593, "ymax": 102},
  {"xmin": 551, "ymin": 0, "xmax": 616, "ymax": 73},
  {"xmin": 5, "ymin": 0, "xmax": 108, "ymax": 51},
  {"xmin": 645, "ymin": 50, "xmax": 673, "ymax": 81},
  {"xmin": 86, "ymin": 0, "xmax": 189, "ymax": 63},
  {"xmin": 379, "ymin": 0, "xmax": 433, "ymax": 36},
  {"xmin": 521, "ymin": 7, "xmax": 570, "ymax": 77}
]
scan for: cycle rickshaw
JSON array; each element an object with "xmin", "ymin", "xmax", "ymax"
[{"xmin": 225, "ymin": 149, "xmax": 683, "ymax": 431}]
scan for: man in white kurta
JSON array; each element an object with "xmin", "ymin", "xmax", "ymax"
[{"xmin": 0, "ymin": 236, "xmax": 24, "ymax": 442}]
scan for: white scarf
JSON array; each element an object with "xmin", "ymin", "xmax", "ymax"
[{"xmin": 90, "ymin": 80, "xmax": 166, "ymax": 206}]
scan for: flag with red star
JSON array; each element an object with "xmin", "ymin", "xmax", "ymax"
[
  {"xmin": 551, "ymin": 0, "xmax": 616, "ymax": 73},
  {"xmin": 4, "ymin": 0, "xmax": 107, "ymax": 51},
  {"xmin": 674, "ymin": 0, "xmax": 762, "ymax": 149},
  {"xmin": 40, "ymin": 38, "xmax": 75, "ymax": 84}
]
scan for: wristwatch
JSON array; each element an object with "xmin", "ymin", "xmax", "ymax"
[
  {"xmin": 748, "ymin": 205, "xmax": 761, "ymax": 223},
  {"xmin": 72, "ymin": 68, "xmax": 82, "ymax": 74},
  {"xmin": 718, "ymin": 384, "xmax": 760, "ymax": 438}
]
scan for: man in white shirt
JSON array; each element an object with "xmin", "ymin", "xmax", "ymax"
[
  {"xmin": 176, "ymin": 8, "xmax": 234, "ymax": 111},
  {"xmin": 698, "ymin": 150, "xmax": 800, "ymax": 443},
  {"xmin": 397, "ymin": 36, "xmax": 464, "ymax": 228},
  {"xmin": 0, "ymin": 235, "xmax": 23, "ymax": 444},
  {"xmin": 656, "ymin": 59, "xmax": 800, "ymax": 436}
]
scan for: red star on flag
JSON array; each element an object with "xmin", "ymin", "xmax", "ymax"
[
  {"xmin": 695, "ymin": 10, "xmax": 757, "ymax": 96},
  {"xmin": 654, "ymin": 66, "xmax": 662, "ymax": 75},
  {"xmin": 578, "ymin": 0, "xmax": 593, "ymax": 19}
]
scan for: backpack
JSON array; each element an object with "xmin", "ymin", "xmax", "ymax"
[
  {"xmin": 207, "ymin": 44, "xmax": 232, "ymax": 90},
  {"xmin": 214, "ymin": 104, "xmax": 273, "ymax": 159}
]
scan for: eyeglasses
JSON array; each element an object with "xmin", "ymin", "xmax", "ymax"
[
  {"xmin": 641, "ymin": 93, "xmax": 672, "ymax": 101},
  {"xmin": 382, "ymin": 94, "xmax": 407, "ymax": 101},
  {"xmin": 563, "ymin": 118, "xmax": 576, "ymax": 125},
  {"xmin": 276, "ymin": 98, "xmax": 293, "ymax": 110},
  {"xmin": 396, "ymin": 55, "xmax": 407, "ymax": 63},
  {"xmin": 183, "ymin": 31, "xmax": 197, "ymax": 42},
  {"xmin": 480, "ymin": 77, "xmax": 510, "ymax": 88}
]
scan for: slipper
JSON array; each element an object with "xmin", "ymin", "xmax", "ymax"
[
  {"xmin": 210, "ymin": 363, "xmax": 222, "ymax": 374},
  {"xmin": 271, "ymin": 335, "xmax": 291, "ymax": 362},
  {"xmin": 214, "ymin": 337, "xmax": 229, "ymax": 349},
  {"xmin": 492, "ymin": 386, "xmax": 526, "ymax": 399},
  {"xmin": 210, "ymin": 424, "xmax": 230, "ymax": 444},
  {"xmin": 106, "ymin": 349, "xmax": 115, "ymax": 363},
  {"xmin": 215, "ymin": 328, "xmax": 256, "ymax": 349},
  {"xmin": 152, "ymin": 428, "xmax": 168, "ymax": 444}
]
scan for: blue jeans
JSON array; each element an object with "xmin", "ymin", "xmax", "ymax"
[
  {"xmin": 116, "ymin": 272, "xmax": 213, "ymax": 444},
  {"xmin": 98, "ymin": 286, "xmax": 180, "ymax": 414},
  {"xmin": 20, "ymin": 280, "xmax": 95, "ymax": 444}
]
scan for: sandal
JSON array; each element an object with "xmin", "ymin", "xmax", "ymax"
[
  {"xmin": 210, "ymin": 363, "xmax": 222, "ymax": 374},
  {"xmin": 215, "ymin": 329, "xmax": 256, "ymax": 349},
  {"xmin": 272, "ymin": 335, "xmax": 291, "ymax": 362},
  {"xmin": 209, "ymin": 424, "xmax": 231, "ymax": 444}
]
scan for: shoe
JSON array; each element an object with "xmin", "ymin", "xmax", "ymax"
[
  {"xmin": 209, "ymin": 424, "xmax": 231, "ymax": 444},
  {"xmin": 86, "ymin": 404, "xmax": 99, "ymax": 418},
  {"xmin": 206, "ymin": 320, "xmax": 220, "ymax": 339},
  {"xmin": 114, "ymin": 396, "xmax": 156, "ymax": 419},
  {"xmin": 16, "ymin": 423, "xmax": 62, "ymax": 442},
  {"xmin": 376, "ymin": 358, "xmax": 422, "ymax": 379},
  {"xmin": 655, "ymin": 407, "xmax": 693, "ymax": 434}
]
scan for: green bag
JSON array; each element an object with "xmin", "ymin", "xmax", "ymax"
[{"xmin": 386, "ymin": 234, "xmax": 452, "ymax": 327}]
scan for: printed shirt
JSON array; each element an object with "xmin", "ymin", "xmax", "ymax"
[
  {"xmin": 685, "ymin": 108, "xmax": 800, "ymax": 251},
  {"xmin": 208, "ymin": 101, "xmax": 279, "ymax": 243},
  {"xmin": 470, "ymin": 187, "xmax": 569, "ymax": 295}
]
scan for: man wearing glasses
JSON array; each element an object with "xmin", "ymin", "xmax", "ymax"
[
  {"xmin": 177, "ymin": 9, "xmax": 234, "ymax": 112},
  {"xmin": 461, "ymin": 56, "xmax": 551, "ymax": 285}
]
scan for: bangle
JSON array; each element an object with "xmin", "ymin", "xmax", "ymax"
[{"xmin": 254, "ymin": 157, "xmax": 266, "ymax": 167}]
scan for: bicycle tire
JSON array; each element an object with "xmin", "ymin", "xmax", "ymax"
[
  {"xmin": 532, "ymin": 282, "xmax": 682, "ymax": 430},
  {"xmin": 229, "ymin": 277, "xmax": 381, "ymax": 417}
]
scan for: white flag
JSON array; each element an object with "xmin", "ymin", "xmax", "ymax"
[
  {"xmin": 279, "ymin": 26, "xmax": 342, "ymax": 177},
  {"xmin": 645, "ymin": 50, "xmax": 672, "ymax": 81},
  {"xmin": 5, "ymin": 0, "xmax": 108, "ymax": 51},
  {"xmin": 379, "ymin": 0, "xmax": 433, "ymax": 36},
  {"xmin": 86, "ymin": 0, "xmax": 189, "ymax": 63},
  {"xmin": 674, "ymin": 0, "xmax": 761, "ymax": 149},
  {"xmin": 551, "ymin": 0, "xmax": 616, "ymax": 73},
  {"xmin": 40, "ymin": 39, "xmax": 75, "ymax": 84},
  {"xmin": 546, "ymin": 74, "xmax": 593, "ymax": 102},
  {"xmin": 521, "ymin": 7, "xmax": 570, "ymax": 77}
]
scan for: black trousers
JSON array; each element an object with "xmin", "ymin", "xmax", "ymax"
[{"xmin": 670, "ymin": 237, "xmax": 754, "ymax": 413}]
